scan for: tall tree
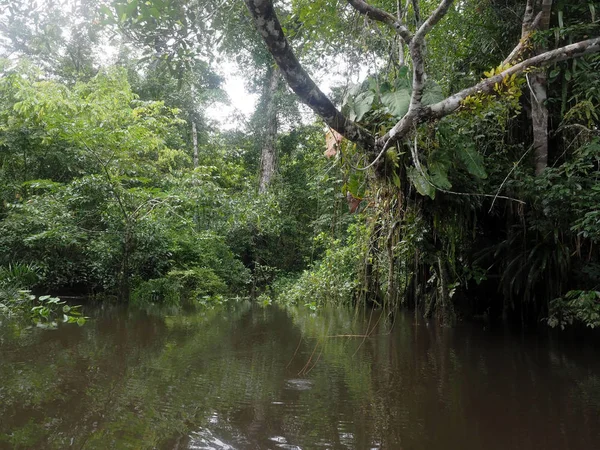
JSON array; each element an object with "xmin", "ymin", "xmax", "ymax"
[
  {"xmin": 258, "ymin": 66, "xmax": 281, "ymax": 193},
  {"xmin": 530, "ymin": 0, "xmax": 553, "ymax": 175}
]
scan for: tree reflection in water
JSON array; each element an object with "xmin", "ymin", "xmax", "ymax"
[{"xmin": 1, "ymin": 303, "xmax": 599, "ymax": 449}]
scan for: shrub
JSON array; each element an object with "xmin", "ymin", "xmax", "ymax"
[
  {"xmin": 276, "ymin": 229, "xmax": 362, "ymax": 309},
  {"xmin": 166, "ymin": 267, "xmax": 227, "ymax": 298},
  {"xmin": 130, "ymin": 278, "xmax": 182, "ymax": 307}
]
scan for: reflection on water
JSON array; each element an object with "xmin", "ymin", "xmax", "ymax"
[{"xmin": 1, "ymin": 303, "xmax": 599, "ymax": 449}]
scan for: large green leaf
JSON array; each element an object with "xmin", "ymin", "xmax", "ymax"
[
  {"xmin": 407, "ymin": 167, "xmax": 436, "ymax": 199},
  {"xmin": 342, "ymin": 83, "xmax": 363, "ymax": 106},
  {"xmin": 381, "ymin": 88, "xmax": 410, "ymax": 118},
  {"xmin": 429, "ymin": 161, "xmax": 452, "ymax": 190},
  {"xmin": 349, "ymin": 92, "xmax": 374, "ymax": 122},
  {"xmin": 397, "ymin": 65, "xmax": 410, "ymax": 82},
  {"xmin": 347, "ymin": 172, "xmax": 365, "ymax": 198},
  {"xmin": 458, "ymin": 144, "xmax": 487, "ymax": 179},
  {"xmin": 126, "ymin": 0, "xmax": 139, "ymax": 17},
  {"xmin": 422, "ymin": 81, "xmax": 444, "ymax": 106}
]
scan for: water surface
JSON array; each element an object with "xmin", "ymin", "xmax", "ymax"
[{"xmin": 1, "ymin": 303, "xmax": 599, "ymax": 449}]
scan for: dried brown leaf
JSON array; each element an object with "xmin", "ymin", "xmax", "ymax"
[{"xmin": 324, "ymin": 129, "xmax": 344, "ymax": 158}]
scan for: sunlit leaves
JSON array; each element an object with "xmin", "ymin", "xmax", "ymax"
[
  {"xmin": 104, "ymin": 0, "xmax": 232, "ymax": 77},
  {"xmin": 4, "ymin": 67, "xmax": 185, "ymax": 179}
]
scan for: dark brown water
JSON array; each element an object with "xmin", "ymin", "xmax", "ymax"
[{"xmin": 1, "ymin": 303, "xmax": 599, "ymax": 449}]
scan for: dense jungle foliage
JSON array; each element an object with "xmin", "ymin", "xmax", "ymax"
[{"xmin": 0, "ymin": 0, "xmax": 599, "ymax": 330}]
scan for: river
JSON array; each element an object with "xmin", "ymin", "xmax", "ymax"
[{"xmin": 1, "ymin": 303, "xmax": 599, "ymax": 449}]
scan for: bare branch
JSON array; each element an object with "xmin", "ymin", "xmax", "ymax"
[
  {"xmin": 502, "ymin": 11, "xmax": 542, "ymax": 65},
  {"xmin": 346, "ymin": 0, "xmax": 413, "ymax": 43},
  {"xmin": 397, "ymin": 0, "xmax": 406, "ymax": 65},
  {"xmin": 243, "ymin": 0, "xmax": 375, "ymax": 152},
  {"xmin": 411, "ymin": 0, "xmax": 421, "ymax": 26},
  {"xmin": 376, "ymin": 108, "xmax": 418, "ymax": 151},
  {"xmin": 428, "ymin": 37, "xmax": 600, "ymax": 118},
  {"xmin": 407, "ymin": 1, "xmax": 454, "ymax": 117},
  {"xmin": 413, "ymin": 0, "xmax": 454, "ymax": 44},
  {"xmin": 504, "ymin": 0, "xmax": 552, "ymax": 66}
]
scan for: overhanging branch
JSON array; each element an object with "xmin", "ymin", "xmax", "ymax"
[
  {"xmin": 407, "ymin": 1, "xmax": 454, "ymax": 117},
  {"xmin": 428, "ymin": 37, "xmax": 600, "ymax": 118},
  {"xmin": 245, "ymin": 0, "xmax": 600, "ymax": 164},
  {"xmin": 244, "ymin": 0, "xmax": 375, "ymax": 152},
  {"xmin": 378, "ymin": 37, "xmax": 600, "ymax": 150}
]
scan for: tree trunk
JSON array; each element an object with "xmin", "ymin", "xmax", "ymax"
[
  {"xmin": 397, "ymin": 0, "xmax": 406, "ymax": 66},
  {"xmin": 120, "ymin": 225, "xmax": 132, "ymax": 300},
  {"xmin": 258, "ymin": 67, "xmax": 280, "ymax": 194},
  {"xmin": 386, "ymin": 219, "xmax": 400, "ymax": 308},
  {"xmin": 437, "ymin": 255, "xmax": 453, "ymax": 325},
  {"xmin": 531, "ymin": 72, "xmax": 549, "ymax": 174},
  {"xmin": 192, "ymin": 120, "xmax": 199, "ymax": 168},
  {"xmin": 530, "ymin": 0, "xmax": 552, "ymax": 175},
  {"xmin": 192, "ymin": 119, "xmax": 200, "ymax": 229},
  {"xmin": 386, "ymin": 225, "xmax": 396, "ymax": 307}
]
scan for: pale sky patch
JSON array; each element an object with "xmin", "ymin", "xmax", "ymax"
[
  {"xmin": 206, "ymin": 57, "xmax": 371, "ymax": 131},
  {"xmin": 205, "ymin": 61, "xmax": 259, "ymax": 130}
]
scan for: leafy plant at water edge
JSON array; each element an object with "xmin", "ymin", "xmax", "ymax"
[
  {"xmin": 0, "ymin": 266, "xmax": 86, "ymax": 327},
  {"xmin": 276, "ymin": 225, "xmax": 364, "ymax": 309},
  {"xmin": 130, "ymin": 266, "xmax": 230, "ymax": 307},
  {"xmin": 30, "ymin": 294, "xmax": 87, "ymax": 328},
  {"xmin": 547, "ymin": 290, "xmax": 600, "ymax": 330}
]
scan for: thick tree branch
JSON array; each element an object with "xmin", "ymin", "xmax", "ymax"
[
  {"xmin": 378, "ymin": 37, "xmax": 600, "ymax": 150},
  {"xmin": 243, "ymin": 0, "xmax": 375, "ymax": 152},
  {"xmin": 411, "ymin": 0, "xmax": 421, "ymax": 26},
  {"xmin": 429, "ymin": 37, "xmax": 600, "ymax": 117},
  {"xmin": 522, "ymin": 0, "xmax": 536, "ymax": 35},
  {"xmin": 346, "ymin": 0, "xmax": 413, "ymax": 43},
  {"xmin": 408, "ymin": 43, "xmax": 427, "ymax": 108}
]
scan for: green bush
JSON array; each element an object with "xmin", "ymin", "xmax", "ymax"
[
  {"xmin": 166, "ymin": 267, "xmax": 227, "ymax": 298},
  {"xmin": 0, "ymin": 263, "xmax": 40, "ymax": 315},
  {"xmin": 130, "ymin": 267, "xmax": 229, "ymax": 307},
  {"xmin": 547, "ymin": 290, "xmax": 600, "ymax": 329},
  {"xmin": 0, "ymin": 263, "xmax": 86, "ymax": 326},
  {"xmin": 276, "ymin": 227, "xmax": 363, "ymax": 309},
  {"xmin": 130, "ymin": 278, "xmax": 182, "ymax": 307}
]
